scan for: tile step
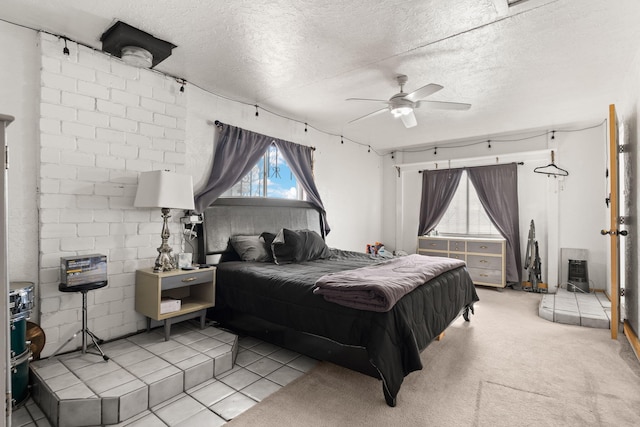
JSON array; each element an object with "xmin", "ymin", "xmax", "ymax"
[
  {"xmin": 29, "ymin": 325, "xmax": 238, "ymax": 426},
  {"xmin": 538, "ymin": 290, "xmax": 610, "ymax": 329}
]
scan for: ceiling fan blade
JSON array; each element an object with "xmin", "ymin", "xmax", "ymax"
[
  {"xmin": 346, "ymin": 98, "xmax": 389, "ymax": 103},
  {"xmin": 405, "ymin": 84, "xmax": 443, "ymax": 102},
  {"xmin": 417, "ymin": 100, "xmax": 472, "ymax": 111},
  {"xmin": 400, "ymin": 110, "xmax": 417, "ymax": 128},
  {"xmin": 348, "ymin": 107, "xmax": 388, "ymax": 124}
]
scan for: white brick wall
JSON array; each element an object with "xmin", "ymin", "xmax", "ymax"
[{"xmin": 38, "ymin": 33, "xmax": 188, "ymax": 357}]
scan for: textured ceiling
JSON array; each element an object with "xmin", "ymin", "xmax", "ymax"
[{"xmin": 2, "ymin": 0, "xmax": 639, "ymax": 151}]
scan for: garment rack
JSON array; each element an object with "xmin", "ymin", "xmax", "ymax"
[{"xmin": 533, "ymin": 151, "xmax": 568, "ymax": 177}]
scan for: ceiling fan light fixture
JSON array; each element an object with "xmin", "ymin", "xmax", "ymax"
[
  {"xmin": 391, "ymin": 106, "xmax": 413, "ymax": 118},
  {"xmin": 346, "ymin": 74, "xmax": 469, "ymax": 128},
  {"xmin": 121, "ymin": 46, "xmax": 153, "ymax": 68}
]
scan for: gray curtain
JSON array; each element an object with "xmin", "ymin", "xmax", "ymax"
[
  {"xmin": 418, "ymin": 168, "xmax": 463, "ymax": 236},
  {"xmin": 467, "ymin": 163, "xmax": 522, "ymax": 284},
  {"xmin": 193, "ymin": 122, "xmax": 330, "ymax": 235},
  {"xmin": 276, "ymin": 139, "xmax": 330, "ymax": 234},
  {"xmin": 194, "ymin": 123, "xmax": 272, "ymax": 213}
]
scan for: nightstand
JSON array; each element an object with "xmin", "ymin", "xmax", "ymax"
[{"xmin": 135, "ymin": 267, "xmax": 216, "ymax": 340}]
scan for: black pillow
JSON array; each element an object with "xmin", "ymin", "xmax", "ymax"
[
  {"xmin": 271, "ymin": 228, "xmax": 330, "ymax": 264},
  {"xmin": 260, "ymin": 231, "xmax": 276, "ymax": 248},
  {"xmin": 229, "ymin": 235, "xmax": 273, "ymax": 262}
]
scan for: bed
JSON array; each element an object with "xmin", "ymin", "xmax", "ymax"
[{"xmin": 197, "ymin": 198, "xmax": 479, "ymax": 406}]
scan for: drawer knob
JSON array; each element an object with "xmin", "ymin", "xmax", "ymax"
[
  {"xmin": 430, "ymin": 243, "xmax": 437, "ymax": 247},
  {"xmin": 480, "ymin": 260, "xmax": 488, "ymax": 263},
  {"xmin": 480, "ymin": 274, "xmax": 488, "ymax": 277},
  {"xmin": 480, "ymin": 245, "xmax": 488, "ymax": 249},
  {"xmin": 181, "ymin": 277, "xmax": 197, "ymax": 282}
]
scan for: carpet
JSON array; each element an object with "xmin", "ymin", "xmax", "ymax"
[{"xmin": 228, "ymin": 287, "xmax": 640, "ymax": 426}]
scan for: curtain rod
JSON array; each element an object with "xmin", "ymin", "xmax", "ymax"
[
  {"xmin": 211, "ymin": 120, "xmax": 316, "ymax": 151},
  {"xmin": 417, "ymin": 161, "xmax": 524, "ymax": 173}
]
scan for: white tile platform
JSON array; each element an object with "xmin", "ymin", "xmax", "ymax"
[
  {"xmin": 538, "ymin": 288, "xmax": 611, "ymax": 329},
  {"xmin": 12, "ymin": 322, "xmax": 318, "ymax": 426}
]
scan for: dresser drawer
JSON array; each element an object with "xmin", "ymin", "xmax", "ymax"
[
  {"xmin": 448, "ymin": 253, "xmax": 466, "ymax": 262},
  {"xmin": 449, "ymin": 240, "xmax": 466, "ymax": 252},
  {"xmin": 161, "ymin": 270, "xmax": 213, "ymax": 291},
  {"xmin": 467, "ymin": 267, "xmax": 503, "ymax": 285},
  {"xmin": 467, "ymin": 254, "xmax": 502, "ymax": 270},
  {"xmin": 418, "ymin": 238, "xmax": 448, "ymax": 251},
  {"xmin": 467, "ymin": 241, "xmax": 502, "ymax": 255},
  {"xmin": 418, "ymin": 250, "xmax": 448, "ymax": 258}
]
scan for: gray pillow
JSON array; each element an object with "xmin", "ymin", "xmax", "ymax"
[
  {"xmin": 271, "ymin": 228, "xmax": 330, "ymax": 264},
  {"xmin": 229, "ymin": 235, "xmax": 273, "ymax": 262}
]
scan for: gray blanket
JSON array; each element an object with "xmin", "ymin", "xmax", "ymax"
[{"xmin": 313, "ymin": 254, "xmax": 465, "ymax": 312}]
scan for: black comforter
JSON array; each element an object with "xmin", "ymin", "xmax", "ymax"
[{"xmin": 215, "ymin": 250, "xmax": 479, "ymax": 406}]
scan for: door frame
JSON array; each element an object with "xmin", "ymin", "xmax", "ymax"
[{"xmin": 608, "ymin": 104, "xmax": 621, "ymax": 339}]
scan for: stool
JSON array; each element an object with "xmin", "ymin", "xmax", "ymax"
[{"xmin": 50, "ymin": 281, "xmax": 109, "ymax": 361}]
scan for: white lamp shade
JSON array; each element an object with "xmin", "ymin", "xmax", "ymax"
[{"xmin": 134, "ymin": 170, "xmax": 195, "ymax": 210}]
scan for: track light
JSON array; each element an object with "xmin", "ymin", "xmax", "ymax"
[{"xmin": 255, "ymin": 105, "xmax": 259, "ymax": 117}]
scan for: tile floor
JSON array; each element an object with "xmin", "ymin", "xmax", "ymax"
[
  {"xmin": 538, "ymin": 287, "xmax": 611, "ymax": 328},
  {"xmin": 10, "ymin": 321, "xmax": 318, "ymax": 426}
]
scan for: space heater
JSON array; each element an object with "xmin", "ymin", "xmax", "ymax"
[{"xmin": 567, "ymin": 259, "xmax": 589, "ymax": 293}]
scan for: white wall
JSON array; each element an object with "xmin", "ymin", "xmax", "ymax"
[
  {"xmin": 383, "ymin": 124, "xmax": 608, "ymax": 292},
  {"xmin": 1, "ymin": 24, "xmax": 382, "ymax": 358},
  {"xmin": 556, "ymin": 125, "xmax": 608, "ymax": 290}
]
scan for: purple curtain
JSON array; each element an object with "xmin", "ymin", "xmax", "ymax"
[
  {"xmin": 418, "ymin": 168, "xmax": 463, "ymax": 236},
  {"xmin": 467, "ymin": 163, "xmax": 522, "ymax": 284},
  {"xmin": 193, "ymin": 122, "xmax": 330, "ymax": 235}
]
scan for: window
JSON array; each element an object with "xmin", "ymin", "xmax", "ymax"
[
  {"xmin": 222, "ymin": 144, "xmax": 302, "ymax": 199},
  {"xmin": 435, "ymin": 171, "xmax": 500, "ymax": 236}
]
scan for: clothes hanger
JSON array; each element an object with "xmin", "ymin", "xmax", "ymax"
[{"xmin": 534, "ymin": 150, "xmax": 569, "ymax": 177}]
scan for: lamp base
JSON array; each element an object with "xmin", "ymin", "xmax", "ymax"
[
  {"xmin": 153, "ymin": 249, "xmax": 176, "ymax": 272},
  {"xmin": 153, "ymin": 207, "xmax": 178, "ymax": 272}
]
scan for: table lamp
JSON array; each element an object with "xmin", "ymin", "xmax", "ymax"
[{"xmin": 134, "ymin": 170, "xmax": 195, "ymax": 272}]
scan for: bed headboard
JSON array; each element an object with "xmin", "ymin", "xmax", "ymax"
[{"xmin": 197, "ymin": 198, "xmax": 323, "ymax": 263}]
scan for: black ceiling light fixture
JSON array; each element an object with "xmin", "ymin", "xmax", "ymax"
[{"xmin": 100, "ymin": 21, "xmax": 176, "ymax": 68}]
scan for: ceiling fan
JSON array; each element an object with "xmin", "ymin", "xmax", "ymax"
[{"xmin": 346, "ymin": 75, "xmax": 471, "ymax": 128}]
